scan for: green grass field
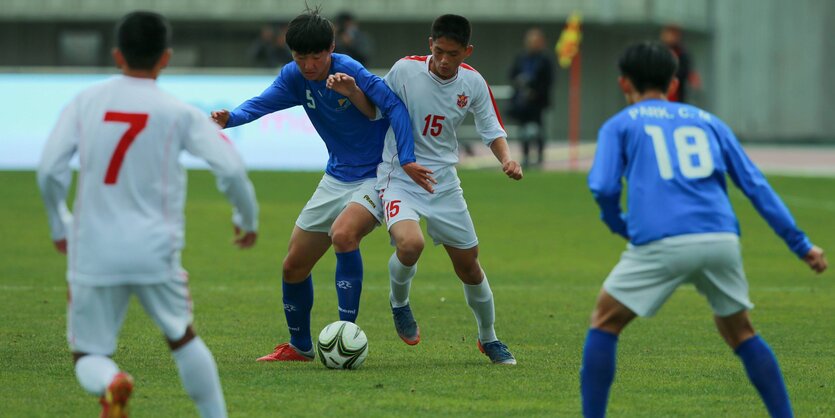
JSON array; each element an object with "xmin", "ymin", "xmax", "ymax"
[{"xmin": 1, "ymin": 169, "xmax": 833, "ymax": 417}]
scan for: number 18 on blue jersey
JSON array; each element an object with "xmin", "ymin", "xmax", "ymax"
[{"xmin": 588, "ymin": 99, "xmax": 811, "ymax": 258}]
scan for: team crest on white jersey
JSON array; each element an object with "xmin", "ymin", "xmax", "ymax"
[{"xmin": 457, "ymin": 92, "xmax": 469, "ymax": 108}]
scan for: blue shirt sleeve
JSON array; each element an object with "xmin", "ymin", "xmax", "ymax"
[
  {"xmin": 716, "ymin": 120, "xmax": 812, "ymax": 258},
  {"xmin": 227, "ymin": 65, "xmax": 301, "ymax": 128},
  {"xmin": 354, "ymin": 66, "xmax": 416, "ymax": 165},
  {"xmin": 588, "ymin": 118, "xmax": 629, "ymax": 239}
]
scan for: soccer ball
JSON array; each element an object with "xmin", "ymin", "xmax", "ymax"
[{"xmin": 316, "ymin": 321, "xmax": 369, "ymax": 369}]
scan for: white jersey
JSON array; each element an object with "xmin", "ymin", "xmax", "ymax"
[
  {"xmin": 38, "ymin": 75, "xmax": 258, "ymax": 286},
  {"xmin": 376, "ymin": 56, "xmax": 507, "ymax": 193}
]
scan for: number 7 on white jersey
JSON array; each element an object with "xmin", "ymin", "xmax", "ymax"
[{"xmin": 102, "ymin": 112, "xmax": 148, "ymax": 184}]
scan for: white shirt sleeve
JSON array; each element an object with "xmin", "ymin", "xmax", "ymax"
[
  {"xmin": 383, "ymin": 62, "xmax": 400, "ymax": 93},
  {"xmin": 182, "ymin": 109, "xmax": 259, "ymax": 232},
  {"xmin": 37, "ymin": 99, "xmax": 79, "ymax": 240},
  {"xmin": 470, "ymin": 76, "xmax": 507, "ymax": 146},
  {"xmin": 374, "ymin": 63, "xmax": 403, "ymax": 122}
]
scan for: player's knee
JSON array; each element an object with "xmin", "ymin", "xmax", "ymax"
[
  {"xmin": 727, "ymin": 331, "xmax": 757, "ymax": 350},
  {"xmin": 331, "ymin": 227, "xmax": 360, "ymax": 251},
  {"xmin": 455, "ymin": 262, "xmax": 483, "ymax": 285},
  {"xmin": 282, "ymin": 256, "xmax": 311, "ymax": 283},
  {"xmin": 167, "ymin": 326, "xmax": 196, "ymax": 351},
  {"xmin": 716, "ymin": 310, "xmax": 756, "ymax": 349},
  {"xmin": 590, "ymin": 308, "xmax": 617, "ymax": 333},
  {"xmin": 396, "ymin": 235, "xmax": 424, "ymax": 261},
  {"xmin": 722, "ymin": 326, "xmax": 756, "ymax": 350},
  {"xmin": 281, "ymin": 259, "xmax": 296, "ymax": 279},
  {"xmin": 590, "ymin": 307, "xmax": 608, "ymax": 329},
  {"xmin": 590, "ymin": 303, "xmax": 633, "ymax": 334}
]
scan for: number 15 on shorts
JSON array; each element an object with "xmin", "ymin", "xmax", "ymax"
[{"xmin": 385, "ymin": 200, "xmax": 401, "ymax": 222}]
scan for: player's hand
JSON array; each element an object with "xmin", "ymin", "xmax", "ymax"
[
  {"xmin": 803, "ymin": 245, "xmax": 827, "ymax": 273},
  {"xmin": 402, "ymin": 162, "xmax": 437, "ymax": 194},
  {"xmin": 211, "ymin": 109, "xmax": 230, "ymax": 128},
  {"xmin": 502, "ymin": 159, "xmax": 523, "ymax": 180},
  {"xmin": 53, "ymin": 239, "xmax": 67, "ymax": 254},
  {"xmin": 233, "ymin": 225, "xmax": 257, "ymax": 249},
  {"xmin": 326, "ymin": 73, "xmax": 360, "ymax": 98}
]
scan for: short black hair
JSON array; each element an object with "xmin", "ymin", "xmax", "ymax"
[
  {"xmin": 431, "ymin": 14, "xmax": 471, "ymax": 47},
  {"xmin": 285, "ymin": 6, "xmax": 334, "ymax": 55},
  {"xmin": 114, "ymin": 11, "xmax": 171, "ymax": 70},
  {"xmin": 618, "ymin": 41, "xmax": 679, "ymax": 94}
]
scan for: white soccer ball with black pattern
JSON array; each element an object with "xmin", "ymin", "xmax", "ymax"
[{"xmin": 316, "ymin": 321, "xmax": 369, "ymax": 369}]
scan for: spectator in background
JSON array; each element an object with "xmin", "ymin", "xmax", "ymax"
[
  {"xmin": 333, "ymin": 11, "xmax": 374, "ymax": 66},
  {"xmin": 248, "ymin": 23, "xmax": 292, "ymax": 68},
  {"xmin": 508, "ymin": 27, "xmax": 554, "ymax": 168},
  {"xmin": 660, "ymin": 24, "xmax": 699, "ymax": 103}
]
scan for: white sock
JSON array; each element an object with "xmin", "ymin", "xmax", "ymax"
[
  {"xmin": 389, "ymin": 252, "xmax": 417, "ymax": 308},
  {"xmin": 173, "ymin": 337, "xmax": 227, "ymax": 418},
  {"xmin": 75, "ymin": 355, "xmax": 120, "ymax": 396},
  {"xmin": 463, "ymin": 274, "xmax": 497, "ymax": 343}
]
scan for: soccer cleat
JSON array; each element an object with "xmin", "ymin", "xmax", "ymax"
[
  {"xmin": 391, "ymin": 303, "xmax": 420, "ymax": 345},
  {"xmin": 99, "ymin": 372, "xmax": 133, "ymax": 418},
  {"xmin": 478, "ymin": 340, "xmax": 517, "ymax": 365},
  {"xmin": 256, "ymin": 342, "xmax": 314, "ymax": 362}
]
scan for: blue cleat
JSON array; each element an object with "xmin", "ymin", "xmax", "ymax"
[
  {"xmin": 478, "ymin": 340, "xmax": 517, "ymax": 365},
  {"xmin": 391, "ymin": 303, "xmax": 420, "ymax": 345}
]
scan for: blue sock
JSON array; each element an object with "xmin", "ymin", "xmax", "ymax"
[
  {"xmin": 335, "ymin": 249, "xmax": 363, "ymax": 322},
  {"xmin": 282, "ymin": 276, "xmax": 313, "ymax": 352},
  {"xmin": 735, "ymin": 335, "xmax": 793, "ymax": 418},
  {"xmin": 581, "ymin": 328, "xmax": 618, "ymax": 418}
]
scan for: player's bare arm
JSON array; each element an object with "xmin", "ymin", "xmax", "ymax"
[
  {"xmin": 210, "ymin": 109, "xmax": 230, "ymax": 128},
  {"xmin": 326, "ymin": 73, "xmax": 377, "ymax": 120},
  {"xmin": 489, "ymin": 137, "xmax": 523, "ymax": 180},
  {"xmin": 803, "ymin": 245, "xmax": 827, "ymax": 273}
]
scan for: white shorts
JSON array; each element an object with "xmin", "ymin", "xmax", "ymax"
[
  {"xmin": 603, "ymin": 233, "xmax": 753, "ymax": 318},
  {"xmin": 67, "ymin": 278, "xmax": 193, "ymax": 355},
  {"xmin": 380, "ymin": 186, "xmax": 478, "ymax": 249},
  {"xmin": 295, "ymin": 174, "xmax": 383, "ymax": 233}
]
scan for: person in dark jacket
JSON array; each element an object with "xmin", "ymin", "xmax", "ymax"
[
  {"xmin": 660, "ymin": 24, "xmax": 694, "ymax": 103},
  {"xmin": 508, "ymin": 28, "xmax": 554, "ymax": 167}
]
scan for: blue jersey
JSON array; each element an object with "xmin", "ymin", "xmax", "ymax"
[
  {"xmin": 227, "ymin": 53, "xmax": 416, "ymax": 182},
  {"xmin": 588, "ymin": 99, "xmax": 811, "ymax": 258}
]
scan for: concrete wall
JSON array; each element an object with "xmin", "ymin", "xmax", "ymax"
[{"xmin": 712, "ymin": 0, "xmax": 834, "ymax": 141}]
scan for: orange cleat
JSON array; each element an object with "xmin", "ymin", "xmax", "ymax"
[
  {"xmin": 256, "ymin": 342, "xmax": 314, "ymax": 362},
  {"xmin": 100, "ymin": 372, "xmax": 134, "ymax": 418}
]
